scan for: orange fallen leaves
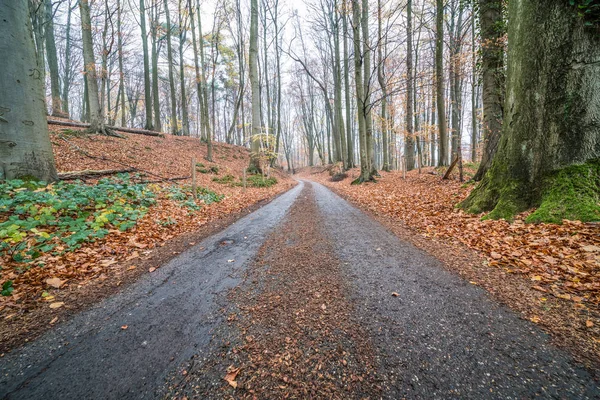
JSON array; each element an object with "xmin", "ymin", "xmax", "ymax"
[
  {"xmin": 0, "ymin": 128, "xmax": 295, "ymax": 320},
  {"xmin": 310, "ymin": 167, "xmax": 600, "ymax": 306}
]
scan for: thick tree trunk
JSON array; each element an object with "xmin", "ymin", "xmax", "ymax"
[
  {"xmin": 0, "ymin": 1, "xmax": 57, "ymax": 182},
  {"xmin": 472, "ymin": 0, "xmax": 505, "ymax": 181},
  {"xmin": 436, "ymin": 0, "xmax": 448, "ymax": 166},
  {"xmin": 461, "ymin": 0, "xmax": 600, "ymax": 222},
  {"xmin": 248, "ymin": 0, "xmax": 261, "ymax": 172}
]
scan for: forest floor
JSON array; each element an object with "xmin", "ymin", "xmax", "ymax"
[
  {"xmin": 0, "ymin": 121, "xmax": 295, "ymax": 353},
  {"xmin": 299, "ymin": 165, "xmax": 600, "ymax": 368}
]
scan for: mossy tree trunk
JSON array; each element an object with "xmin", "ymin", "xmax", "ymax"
[
  {"xmin": 472, "ymin": 0, "xmax": 505, "ymax": 181},
  {"xmin": 0, "ymin": 1, "xmax": 57, "ymax": 182},
  {"xmin": 461, "ymin": 0, "xmax": 600, "ymax": 222}
]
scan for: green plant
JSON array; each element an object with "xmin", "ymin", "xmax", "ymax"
[
  {"xmin": 212, "ymin": 174, "xmax": 236, "ymax": 185},
  {"xmin": 1, "ymin": 280, "xmax": 14, "ymax": 296},
  {"xmin": 246, "ymin": 175, "xmax": 278, "ymax": 188},
  {"xmin": 0, "ymin": 175, "xmax": 156, "ymax": 263}
]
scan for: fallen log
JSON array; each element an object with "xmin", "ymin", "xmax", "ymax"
[
  {"xmin": 58, "ymin": 168, "xmax": 136, "ymax": 180},
  {"xmin": 48, "ymin": 119, "xmax": 165, "ymax": 138}
]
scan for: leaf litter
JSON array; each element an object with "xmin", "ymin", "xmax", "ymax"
[
  {"xmin": 303, "ymin": 166, "xmax": 600, "ymax": 366},
  {"xmin": 1, "ymin": 128, "xmax": 295, "ymax": 352}
]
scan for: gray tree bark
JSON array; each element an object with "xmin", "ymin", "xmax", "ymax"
[
  {"xmin": 249, "ymin": 0, "xmax": 261, "ymax": 172},
  {"xmin": 44, "ymin": 0, "xmax": 66, "ymax": 117},
  {"xmin": 0, "ymin": 1, "xmax": 57, "ymax": 181},
  {"xmin": 436, "ymin": 0, "xmax": 448, "ymax": 166},
  {"xmin": 472, "ymin": 0, "xmax": 505, "ymax": 181},
  {"xmin": 163, "ymin": 0, "xmax": 178, "ymax": 134},
  {"xmin": 80, "ymin": 0, "xmax": 105, "ymax": 133},
  {"xmin": 461, "ymin": 0, "xmax": 600, "ymax": 222},
  {"xmin": 139, "ymin": 0, "xmax": 153, "ymax": 130}
]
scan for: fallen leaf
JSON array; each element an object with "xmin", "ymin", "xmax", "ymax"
[
  {"xmin": 391, "ymin": 292, "xmax": 399, "ymax": 297},
  {"xmin": 530, "ymin": 316, "xmax": 541, "ymax": 323},
  {"xmin": 49, "ymin": 317, "xmax": 59, "ymax": 324},
  {"xmin": 581, "ymin": 245, "xmax": 600, "ymax": 253},
  {"xmin": 128, "ymin": 265, "xmax": 136, "ymax": 270},
  {"xmin": 224, "ymin": 366, "xmax": 241, "ymax": 388},
  {"xmin": 46, "ymin": 277, "xmax": 64, "ymax": 289},
  {"xmin": 469, "ymin": 281, "xmax": 478, "ymax": 285},
  {"xmin": 227, "ymin": 259, "xmax": 235, "ymax": 263},
  {"xmin": 490, "ymin": 252, "xmax": 502, "ymax": 260},
  {"xmin": 121, "ymin": 325, "xmax": 128, "ymax": 330},
  {"xmin": 100, "ymin": 259, "xmax": 118, "ymax": 267},
  {"xmin": 49, "ymin": 302, "xmax": 64, "ymax": 309},
  {"xmin": 148, "ymin": 267, "xmax": 156, "ymax": 273},
  {"xmin": 531, "ymin": 275, "xmax": 542, "ymax": 281},
  {"xmin": 321, "ymin": 304, "xmax": 327, "ymax": 310},
  {"xmin": 586, "ymin": 320, "xmax": 594, "ymax": 328}
]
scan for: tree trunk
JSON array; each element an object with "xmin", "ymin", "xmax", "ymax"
[
  {"xmin": 461, "ymin": 0, "xmax": 600, "ymax": 223},
  {"xmin": 472, "ymin": 0, "xmax": 505, "ymax": 181},
  {"xmin": 0, "ymin": 1, "xmax": 57, "ymax": 181},
  {"xmin": 377, "ymin": 0, "xmax": 389, "ymax": 172},
  {"xmin": 248, "ymin": 0, "xmax": 261, "ymax": 172},
  {"xmin": 80, "ymin": 0, "xmax": 105, "ymax": 134},
  {"xmin": 196, "ymin": 0, "xmax": 212, "ymax": 159},
  {"xmin": 150, "ymin": 0, "xmax": 162, "ymax": 132},
  {"xmin": 62, "ymin": 0, "xmax": 73, "ymax": 117},
  {"xmin": 117, "ymin": 0, "xmax": 127, "ymax": 127},
  {"xmin": 352, "ymin": 0, "xmax": 370, "ymax": 182},
  {"xmin": 362, "ymin": 0, "xmax": 375, "ymax": 176},
  {"xmin": 178, "ymin": 0, "xmax": 190, "ymax": 136},
  {"xmin": 436, "ymin": 0, "xmax": 448, "ymax": 166},
  {"xmin": 405, "ymin": 0, "xmax": 415, "ymax": 171},
  {"xmin": 139, "ymin": 0, "xmax": 153, "ymax": 130},
  {"xmin": 164, "ymin": 0, "xmax": 178, "ymax": 135},
  {"xmin": 342, "ymin": 0, "xmax": 354, "ymax": 168},
  {"xmin": 44, "ymin": 0, "xmax": 66, "ymax": 117}
]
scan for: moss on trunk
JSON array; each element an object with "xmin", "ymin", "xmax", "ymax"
[
  {"xmin": 527, "ymin": 160, "xmax": 600, "ymax": 223},
  {"xmin": 460, "ymin": 0, "xmax": 600, "ymax": 223}
]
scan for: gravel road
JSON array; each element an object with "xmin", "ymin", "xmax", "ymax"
[{"xmin": 1, "ymin": 180, "xmax": 598, "ymax": 399}]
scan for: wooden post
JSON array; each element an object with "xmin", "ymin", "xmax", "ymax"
[
  {"xmin": 242, "ymin": 169, "xmax": 247, "ymax": 190},
  {"xmin": 191, "ymin": 157, "xmax": 197, "ymax": 199},
  {"xmin": 402, "ymin": 156, "xmax": 406, "ymax": 180}
]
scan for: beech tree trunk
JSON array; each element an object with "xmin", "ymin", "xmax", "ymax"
[
  {"xmin": 461, "ymin": 0, "xmax": 600, "ymax": 222},
  {"xmin": 79, "ymin": 0, "xmax": 105, "ymax": 133},
  {"xmin": 472, "ymin": 0, "xmax": 505, "ymax": 181},
  {"xmin": 164, "ymin": 0, "xmax": 178, "ymax": 135},
  {"xmin": 405, "ymin": 0, "xmax": 415, "ymax": 171},
  {"xmin": 248, "ymin": 0, "xmax": 261, "ymax": 172},
  {"xmin": 139, "ymin": 0, "xmax": 153, "ymax": 130},
  {"xmin": 44, "ymin": 0, "xmax": 66, "ymax": 117},
  {"xmin": 436, "ymin": 0, "xmax": 448, "ymax": 166},
  {"xmin": 0, "ymin": 1, "xmax": 57, "ymax": 181}
]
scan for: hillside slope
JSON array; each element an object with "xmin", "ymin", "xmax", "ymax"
[{"xmin": 0, "ymin": 123, "xmax": 295, "ymax": 351}]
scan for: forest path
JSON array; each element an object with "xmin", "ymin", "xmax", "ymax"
[{"xmin": 1, "ymin": 181, "xmax": 598, "ymax": 399}]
